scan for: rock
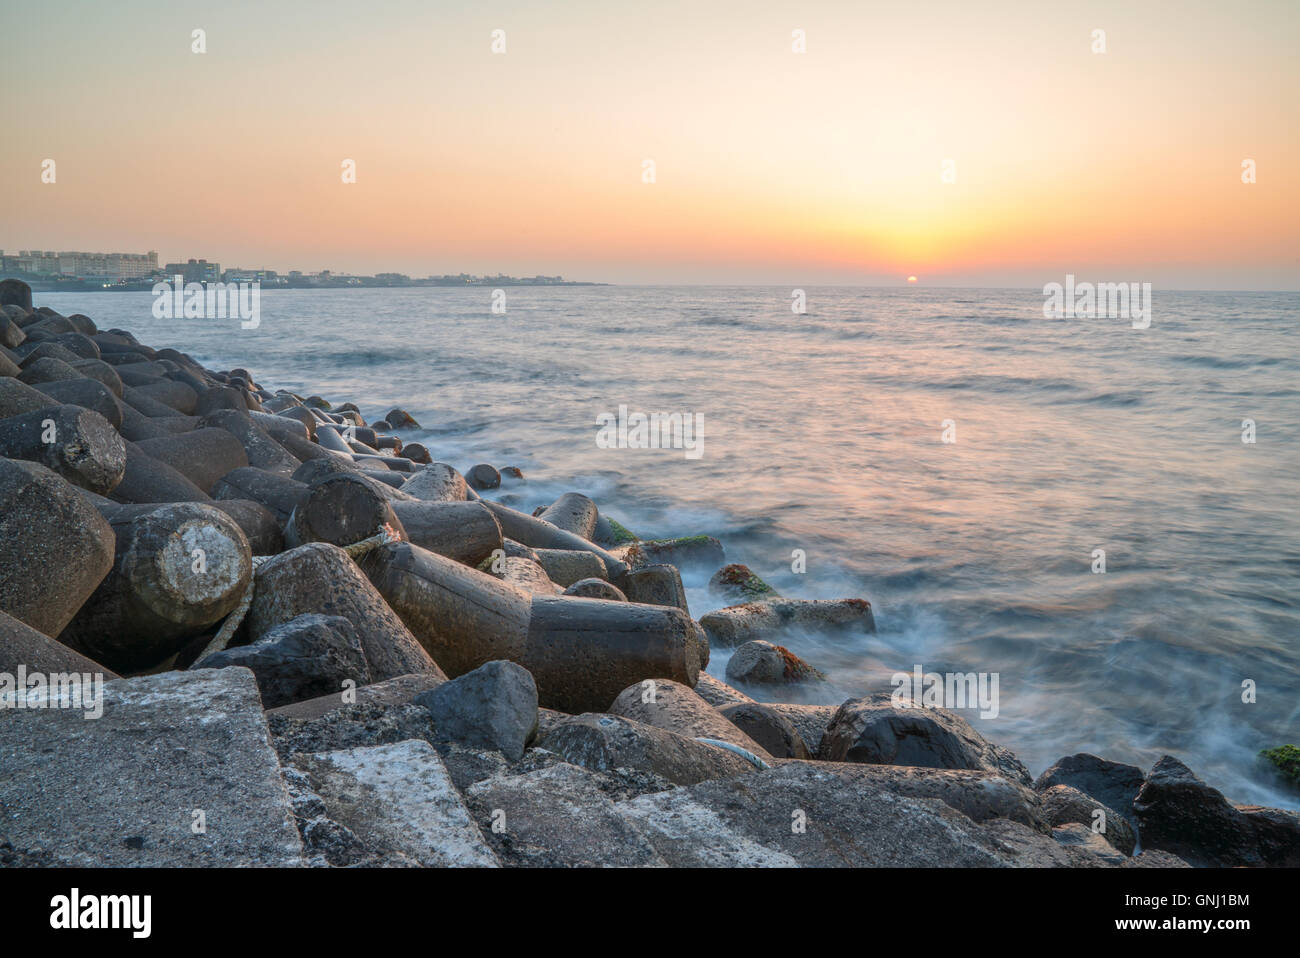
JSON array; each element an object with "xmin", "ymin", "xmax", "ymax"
[
  {"xmin": 212, "ymin": 466, "xmax": 308, "ymax": 522},
  {"xmin": 610, "ymin": 678, "xmax": 772, "ymax": 760},
  {"xmin": 196, "ymin": 613, "xmax": 371, "ymax": 709},
  {"xmin": 718, "ymin": 702, "xmax": 810, "ymax": 759},
  {"xmin": 59, "ymin": 502, "xmax": 252, "ymax": 673},
  {"xmin": 765, "ymin": 703, "xmax": 838, "ymax": 756},
  {"xmin": 621, "ymin": 563, "xmax": 690, "ymax": 612},
  {"xmin": 30, "ymin": 377, "xmax": 125, "ymax": 428},
  {"xmin": 398, "ymin": 441, "xmax": 432, "ymax": 464},
  {"xmin": 401, "ymin": 462, "xmax": 469, "ymax": 501},
  {"xmin": 386, "ymin": 407, "xmax": 419, "ymax": 429},
  {"xmin": 285, "ymin": 473, "xmax": 406, "ymax": 549},
  {"xmin": 701, "ymin": 598, "xmax": 876, "ymax": 647},
  {"xmin": 1258, "ymin": 745, "xmax": 1300, "ymax": 793},
  {"xmin": 0, "ymin": 668, "xmax": 303, "ymax": 866},
  {"xmin": 200, "ymin": 409, "xmax": 300, "ymax": 476},
  {"xmin": 362, "ymin": 542, "xmax": 702, "ymax": 713},
  {"xmin": 389, "ymin": 499, "xmax": 502, "ymax": 567},
  {"xmin": 1039, "ymin": 784, "xmax": 1136, "ymax": 855},
  {"xmin": 0, "ymin": 404, "xmax": 126, "ymax": 495},
  {"xmin": 1132, "ymin": 755, "xmax": 1264, "ymax": 867},
  {"xmin": 0, "ymin": 459, "xmax": 116, "ymax": 637},
  {"xmin": 414, "ymin": 660, "xmax": 538, "ymax": 761},
  {"xmin": 466, "ymin": 463, "xmax": 500, "ymax": 490},
  {"xmin": 16, "ymin": 356, "xmax": 85, "ymax": 387},
  {"xmin": 0, "ymin": 608, "xmax": 119, "ymax": 678},
  {"xmin": 480, "ymin": 499, "xmax": 627, "ymax": 579},
  {"xmin": 1236, "ymin": 804, "xmax": 1300, "ymax": 866},
  {"xmin": 206, "ymin": 499, "xmax": 284, "ymax": 555},
  {"xmin": 563, "ymin": 578, "xmax": 627, "ymax": 601},
  {"xmin": 594, "ymin": 515, "xmax": 638, "ymax": 546},
  {"xmin": 500, "ymin": 465, "xmax": 524, "ymax": 481},
  {"xmin": 627, "ymin": 534, "xmax": 724, "ymax": 572},
  {"xmin": 709, "ymin": 563, "xmax": 780, "ymax": 601},
  {"xmin": 0, "ymin": 317, "xmax": 23, "ymax": 351},
  {"xmin": 135, "ymin": 428, "xmax": 250, "ymax": 494},
  {"xmin": 538, "ymin": 492, "xmax": 599, "ymax": 540},
  {"xmin": 537, "ymin": 712, "xmax": 756, "ymax": 785},
  {"xmin": 465, "ymin": 763, "xmax": 665, "ymax": 867},
  {"xmin": 247, "ymin": 541, "xmax": 444, "ymax": 683},
  {"xmin": 817, "ymin": 691, "xmax": 1032, "ymax": 786},
  {"xmin": 495, "ymin": 556, "xmax": 562, "ymax": 595},
  {"xmin": 268, "ymin": 673, "xmax": 445, "ymax": 721},
  {"xmin": 128, "ymin": 379, "xmax": 197, "ymax": 414},
  {"xmin": 1033, "ymin": 752, "xmax": 1146, "ymax": 833},
  {"xmin": 0, "ymin": 278, "xmax": 32, "ymax": 311},
  {"xmin": 614, "ymin": 761, "xmax": 1073, "ymax": 867},
  {"xmin": 534, "ymin": 547, "xmax": 607, "ymax": 587},
  {"xmin": 288, "ymin": 740, "xmax": 497, "ymax": 867},
  {"xmin": 725, "ymin": 639, "xmax": 825, "ymax": 684},
  {"xmin": 110, "ymin": 440, "xmax": 212, "ymax": 504},
  {"xmin": 692, "ymin": 672, "xmax": 755, "ymax": 707}
]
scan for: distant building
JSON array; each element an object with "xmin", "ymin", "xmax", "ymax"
[
  {"xmin": 222, "ymin": 267, "xmax": 279, "ymax": 283},
  {"xmin": 163, "ymin": 259, "xmax": 221, "ymax": 283},
  {"xmin": 1, "ymin": 249, "xmax": 157, "ymax": 280}
]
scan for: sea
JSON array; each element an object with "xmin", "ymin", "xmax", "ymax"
[{"xmin": 43, "ymin": 285, "xmax": 1300, "ymax": 809}]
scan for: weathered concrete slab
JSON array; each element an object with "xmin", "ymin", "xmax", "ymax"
[
  {"xmin": 289, "ymin": 740, "xmax": 498, "ymax": 867},
  {"xmin": 0, "ymin": 667, "xmax": 303, "ymax": 866},
  {"xmin": 465, "ymin": 762, "xmax": 665, "ymax": 867}
]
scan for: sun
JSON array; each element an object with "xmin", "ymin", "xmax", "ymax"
[{"xmin": 907, "ymin": 275, "xmax": 918, "ymax": 284}]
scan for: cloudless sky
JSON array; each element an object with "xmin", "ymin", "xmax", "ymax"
[{"xmin": 2, "ymin": 0, "xmax": 1297, "ymax": 287}]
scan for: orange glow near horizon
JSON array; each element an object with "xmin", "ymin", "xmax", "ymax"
[{"xmin": 1, "ymin": 0, "xmax": 1297, "ymax": 287}]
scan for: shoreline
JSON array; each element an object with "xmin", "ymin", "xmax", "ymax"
[{"xmin": 2, "ymin": 277, "xmax": 1298, "ymax": 867}]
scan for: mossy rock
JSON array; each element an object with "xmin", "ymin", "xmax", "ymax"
[
  {"xmin": 708, "ymin": 563, "xmax": 779, "ymax": 601},
  {"xmin": 605, "ymin": 517, "xmax": 639, "ymax": 544},
  {"xmin": 1258, "ymin": 745, "xmax": 1300, "ymax": 792}
]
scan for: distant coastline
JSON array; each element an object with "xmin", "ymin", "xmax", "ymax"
[{"xmin": 12, "ymin": 276, "xmax": 609, "ymax": 293}]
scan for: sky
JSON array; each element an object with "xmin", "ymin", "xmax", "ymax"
[{"xmin": 2, "ymin": 0, "xmax": 1297, "ymax": 288}]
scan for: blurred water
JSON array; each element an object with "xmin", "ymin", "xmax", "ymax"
[{"xmin": 44, "ymin": 285, "xmax": 1300, "ymax": 808}]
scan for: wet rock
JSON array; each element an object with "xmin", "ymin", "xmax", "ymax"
[
  {"xmin": 386, "ymin": 407, "xmax": 420, "ymax": 429},
  {"xmin": 701, "ymin": 598, "xmax": 876, "ymax": 648},
  {"xmin": 466, "ymin": 463, "xmax": 500, "ymax": 490},
  {"xmin": 398, "ymin": 441, "xmax": 432, "ymax": 465},
  {"xmin": 285, "ymin": 473, "xmax": 406, "ymax": 549},
  {"xmin": 1034, "ymin": 752, "xmax": 1146, "ymax": 834},
  {"xmin": 1039, "ymin": 784, "xmax": 1136, "ymax": 855},
  {"xmin": 620, "ymin": 563, "xmax": 689, "ymax": 612},
  {"xmin": 494, "ymin": 556, "xmax": 563, "ymax": 595},
  {"xmin": 0, "ymin": 667, "xmax": 303, "ymax": 866},
  {"xmin": 628, "ymin": 534, "xmax": 724, "ymax": 572},
  {"xmin": 538, "ymin": 492, "xmax": 599, "ymax": 540},
  {"xmin": 725, "ymin": 639, "xmax": 825, "ymax": 684},
  {"xmin": 538, "ymin": 712, "xmax": 755, "ymax": 785},
  {"xmin": 709, "ymin": 563, "xmax": 780, "ymax": 601},
  {"xmin": 1132, "ymin": 755, "xmax": 1264, "ymax": 867},
  {"xmin": 135, "ymin": 428, "xmax": 250, "ymax": 494},
  {"xmin": 718, "ymin": 702, "xmax": 810, "ymax": 759},
  {"xmin": 288, "ymin": 740, "xmax": 497, "ymax": 867},
  {"xmin": 817, "ymin": 691, "xmax": 1032, "ymax": 785},
  {"xmin": 563, "ymin": 578, "xmax": 627, "ymax": 601},
  {"xmin": 414, "ymin": 660, "xmax": 538, "ymax": 762},
  {"xmin": 196, "ymin": 613, "xmax": 371, "ymax": 709}
]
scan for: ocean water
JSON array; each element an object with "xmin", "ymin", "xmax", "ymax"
[{"xmin": 44, "ymin": 286, "xmax": 1300, "ymax": 808}]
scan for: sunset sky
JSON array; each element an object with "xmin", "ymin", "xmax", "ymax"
[{"xmin": 3, "ymin": 0, "xmax": 1296, "ymax": 287}]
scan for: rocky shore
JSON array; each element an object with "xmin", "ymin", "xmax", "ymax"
[{"xmin": 1, "ymin": 276, "xmax": 1296, "ymax": 868}]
